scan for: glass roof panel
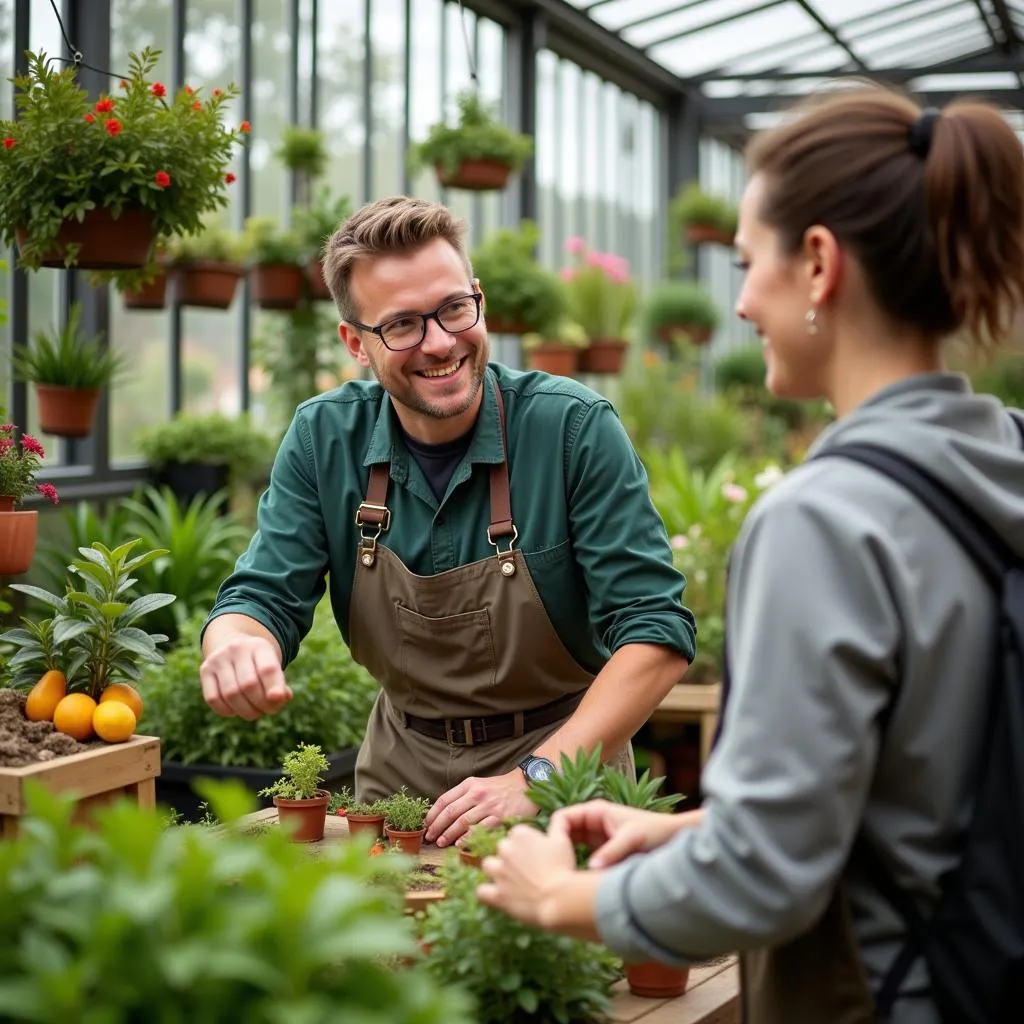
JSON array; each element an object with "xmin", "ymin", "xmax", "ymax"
[
  {"xmin": 614, "ymin": 0, "xmax": 780, "ymax": 48},
  {"xmin": 593, "ymin": 0, "xmax": 720, "ymax": 33},
  {"xmin": 850, "ymin": 9, "xmax": 989, "ymax": 62}
]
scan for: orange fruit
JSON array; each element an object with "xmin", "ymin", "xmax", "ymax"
[
  {"xmin": 99, "ymin": 683, "xmax": 144, "ymax": 723},
  {"xmin": 53, "ymin": 693, "xmax": 98, "ymax": 741},
  {"xmin": 24, "ymin": 669, "xmax": 67, "ymax": 722},
  {"xmin": 92, "ymin": 701, "xmax": 137, "ymax": 743}
]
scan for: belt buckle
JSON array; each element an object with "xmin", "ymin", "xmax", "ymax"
[{"xmin": 444, "ymin": 718, "xmax": 475, "ymax": 747}]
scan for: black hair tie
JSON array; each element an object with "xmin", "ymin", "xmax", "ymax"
[{"xmin": 909, "ymin": 108, "xmax": 941, "ymax": 159}]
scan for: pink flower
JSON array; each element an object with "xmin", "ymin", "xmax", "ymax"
[
  {"xmin": 0, "ymin": 425, "xmax": 14, "ymax": 432},
  {"xmin": 36, "ymin": 483, "xmax": 59, "ymax": 505},
  {"xmin": 20, "ymin": 434, "xmax": 45, "ymax": 458},
  {"xmin": 559, "ymin": 267, "xmax": 576, "ymax": 282},
  {"xmin": 722, "ymin": 482, "xmax": 748, "ymax": 504},
  {"xmin": 670, "ymin": 534, "xmax": 689, "ymax": 550},
  {"xmin": 565, "ymin": 236, "xmax": 585, "ymax": 254},
  {"xmin": 0, "ymin": 439, "xmax": 14, "ymax": 456}
]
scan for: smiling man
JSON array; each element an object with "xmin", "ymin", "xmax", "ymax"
[{"xmin": 200, "ymin": 196, "xmax": 696, "ymax": 847}]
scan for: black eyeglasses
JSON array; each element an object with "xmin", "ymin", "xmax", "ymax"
[{"xmin": 348, "ymin": 292, "xmax": 483, "ymax": 352}]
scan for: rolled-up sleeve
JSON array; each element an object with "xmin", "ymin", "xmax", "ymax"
[
  {"xmin": 202, "ymin": 413, "xmax": 329, "ymax": 665},
  {"xmin": 566, "ymin": 401, "xmax": 696, "ymax": 659}
]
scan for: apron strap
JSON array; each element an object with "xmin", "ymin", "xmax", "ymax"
[
  {"xmin": 487, "ymin": 380, "xmax": 516, "ymax": 543},
  {"xmin": 354, "ymin": 463, "xmax": 391, "ymax": 531}
]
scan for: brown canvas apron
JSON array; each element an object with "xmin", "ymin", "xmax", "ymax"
[{"xmin": 347, "ymin": 377, "xmax": 634, "ymax": 801}]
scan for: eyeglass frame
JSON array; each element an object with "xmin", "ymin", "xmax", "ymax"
[{"xmin": 345, "ymin": 287, "xmax": 484, "ymax": 352}]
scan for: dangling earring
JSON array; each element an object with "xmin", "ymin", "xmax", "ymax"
[{"xmin": 805, "ymin": 308, "xmax": 819, "ymax": 335}]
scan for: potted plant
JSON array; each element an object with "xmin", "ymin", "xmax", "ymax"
[
  {"xmin": 12, "ymin": 303, "xmax": 127, "ymax": 439},
  {"xmin": 0, "ymin": 48, "xmax": 247, "ymax": 287},
  {"xmin": 292, "ymin": 188, "xmax": 352, "ymax": 301},
  {"xmin": 122, "ymin": 239, "xmax": 171, "ymax": 310},
  {"xmin": 275, "ymin": 124, "xmax": 329, "ymax": 207},
  {"xmin": 408, "ymin": 90, "xmax": 533, "ymax": 192},
  {"xmin": 561, "ymin": 238, "xmax": 638, "ymax": 373},
  {"xmin": 522, "ymin": 319, "xmax": 588, "ymax": 377},
  {"xmin": 166, "ymin": 223, "xmax": 248, "ymax": 309},
  {"xmin": 243, "ymin": 215, "xmax": 307, "ymax": 310},
  {"xmin": 345, "ymin": 797, "xmax": 387, "ymax": 841},
  {"xmin": 670, "ymin": 182, "xmax": 737, "ymax": 247},
  {"xmin": 259, "ymin": 742, "xmax": 332, "ymax": 842},
  {"xmin": 0, "ymin": 424, "xmax": 59, "ymax": 575},
  {"xmin": 471, "ymin": 221, "xmax": 567, "ymax": 335},
  {"xmin": 640, "ymin": 280, "xmax": 722, "ymax": 353},
  {"xmin": 459, "ymin": 821, "xmax": 510, "ymax": 868},
  {"xmin": 382, "ymin": 788, "xmax": 431, "ymax": 853}
]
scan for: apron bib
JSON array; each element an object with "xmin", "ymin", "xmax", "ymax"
[{"xmin": 348, "ymin": 375, "xmax": 634, "ymax": 801}]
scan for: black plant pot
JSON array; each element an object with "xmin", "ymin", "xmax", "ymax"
[
  {"xmin": 157, "ymin": 747, "xmax": 359, "ymax": 823},
  {"xmin": 152, "ymin": 461, "xmax": 230, "ymax": 511}
]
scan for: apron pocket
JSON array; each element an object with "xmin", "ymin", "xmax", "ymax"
[{"xmin": 395, "ymin": 604, "xmax": 498, "ymax": 713}]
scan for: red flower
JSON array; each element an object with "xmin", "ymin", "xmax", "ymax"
[
  {"xmin": 20, "ymin": 435, "xmax": 45, "ymax": 458},
  {"xmin": 0, "ymin": 425, "xmax": 14, "ymax": 432},
  {"xmin": 84, "ymin": 113, "xmax": 95, "ymax": 124},
  {"xmin": 239, "ymin": 120, "xmax": 251, "ymax": 133},
  {"xmin": 151, "ymin": 82, "xmax": 166, "ymax": 98},
  {"xmin": 185, "ymin": 85, "xmax": 195, "ymax": 95},
  {"xmin": 213, "ymin": 88, "xmax": 223, "ymax": 97},
  {"xmin": 2, "ymin": 137, "xmax": 14, "ymax": 150},
  {"xmin": 0, "ymin": 439, "xmax": 14, "ymax": 456},
  {"xmin": 95, "ymin": 98, "xmax": 115, "ymax": 113},
  {"xmin": 35, "ymin": 483, "xmax": 60, "ymax": 505},
  {"xmin": 154, "ymin": 170, "xmax": 171, "ymax": 188},
  {"xmin": 224, "ymin": 172, "xmax": 236, "ymax": 184},
  {"xmin": 192, "ymin": 101, "xmax": 202, "ymax": 112},
  {"xmin": 105, "ymin": 119, "xmax": 123, "ymax": 137}
]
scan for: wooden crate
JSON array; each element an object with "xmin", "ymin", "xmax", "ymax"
[{"xmin": 0, "ymin": 734, "xmax": 161, "ymax": 837}]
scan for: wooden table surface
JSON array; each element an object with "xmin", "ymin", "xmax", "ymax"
[{"xmin": 245, "ymin": 807, "xmax": 739, "ymax": 1024}]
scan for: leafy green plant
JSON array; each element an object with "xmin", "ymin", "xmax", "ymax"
[
  {"xmin": 1, "ymin": 540, "xmax": 175, "ymax": 699},
  {"xmin": 669, "ymin": 181, "xmax": 737, "ymax": 235},
  {"xmin": 461, "ymin": 821, "xmax": 510, "ymax": 859},
  {"xmin": 408, "ymin": 90, "xmax": 533, "ymax": 177},
  {"xmin": 328, "ymin": 786, "xmax": 353, "ymax": 814},
  {"xmin": 0, "ymin": 48, "xmax": 247, "ymax": 287},
  {"xmin": 243, "ymin": 215, "xmax": 305, "ymax": 266},
  {"xmin": 0, "ymin": 425, "xmax": 59, "ymax": 505},
  {"xmin": 141, "ymin": 608, "xmax": 379, "ymax": 767},
  {"xmin": 521, "ymin": 319, "xmax": 589, "ymax": 351},
  {"xmin": 640, "ymin": 281, "xmax": 721, "ymax": 344},
  {"xmin": 526, "ymin": 746, "xmax": 606, "ymax": 829},
  {"xmin": 347, "ymin": 797, "xmax": 387, "ymax": 817},
  {"xmin": 259, "ymin": 742, "xmax": 330, "ymax": 800},
  {"xmin": 167, "ymin": 221, "xmax": 248, "ymax": 264},
  {"xmin": 472, "ymin": 221, "xmax": 567, "ymax": 334},
  {"xmin": 292, "ymin": 187, "xmax": 352, "ymax": 261},
  {"xmin": 420, "ymin": 859, "xmax": 620, "ymax": 1023},
  {"xmin": 561, "ymin": 238, "xmax": 637, "ymax": 341},
  {"xmin": 12, "ymin": 302, "xmax": 126, "ymax": 389},
  {"xmin": 274, "ymin": 124, "xmax": 329, "ymax": 177},
  {"xmin": 383, "ymin": 788, "xmax": 431, "ymax": 832},
  {"xmin": 601, "ymin": 767, "xmax": 682, "ymax": 812},
  {"xmin": 0, "ymin": 779, "xmax": 472, "ymax": 1022}
]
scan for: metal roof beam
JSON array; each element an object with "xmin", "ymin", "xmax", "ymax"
[
  {"xmin": 791, "ymin": 0, "xmax": 868, "ymax": 70},
  {"xmin": 618, "ymin": 0, "xmax": 726, "ymax": 33},
  {"xmin": 641, "ymin": 0, "xmax": 789, "ymax": 50},
  {"xmin": 989, "ymin": 0, "xmax": 1022, "ymax": 49}
]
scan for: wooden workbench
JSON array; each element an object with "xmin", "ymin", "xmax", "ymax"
[
  {"xmin": 651, "ymin": 682, "xmax": 722, "ymax": 766},
  {"xmin": 245, "ymin": 807, "xmax": 739, "ymax": 1023}
]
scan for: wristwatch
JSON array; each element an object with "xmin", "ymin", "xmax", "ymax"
[{"xmin": 519, "ymin": 754, "xmax": 556, "ymax": 783}]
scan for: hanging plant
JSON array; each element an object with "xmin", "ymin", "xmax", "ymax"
[{"xmin": 0, "ymin": 48, "xmax": 248, "ymax": 289}]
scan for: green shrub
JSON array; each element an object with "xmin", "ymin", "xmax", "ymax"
[
  {"xmin": 383, "ymin": 788, "xmax": 431, "ymax": 832},
  {"xmin": 258, "ymin": 742, "xmax": 330, "ymax": 800}
]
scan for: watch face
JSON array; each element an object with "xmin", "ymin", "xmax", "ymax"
[{"xmin": 526, "ymin": 758, "xmax": 555, "ymax": 782}]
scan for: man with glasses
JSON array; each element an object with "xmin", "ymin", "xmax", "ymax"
[{"xmin": 201, "ymin": 196, "xmax": 696, "ymax": 848}]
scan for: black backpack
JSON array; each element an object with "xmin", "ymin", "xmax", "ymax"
[{"xmin": 819, "ymin": 440, "xmax": 1024, "ymax": 1023}]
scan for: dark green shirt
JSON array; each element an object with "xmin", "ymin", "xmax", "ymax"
[{"xmin": 206, "ymin": 363, "xmax": 697, "ymax": 672}]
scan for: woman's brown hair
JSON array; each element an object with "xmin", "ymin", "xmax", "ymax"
[{"xmin": 746, "ymin": 85, "xmax": 1024, "ymax": 347}]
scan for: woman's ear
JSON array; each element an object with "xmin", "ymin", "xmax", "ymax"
[{"xmin": 803, "ymin": 225, "xmax": 843, "ymax": 307}]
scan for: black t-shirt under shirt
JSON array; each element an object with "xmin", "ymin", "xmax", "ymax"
[{"xmin": 398, "ymin": 423, "xmax": 474, "ymax": 502}]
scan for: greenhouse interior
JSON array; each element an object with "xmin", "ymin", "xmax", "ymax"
[{"xmin": 0, "ymin": 0, "xmax": 1023, "ymax": 1020}]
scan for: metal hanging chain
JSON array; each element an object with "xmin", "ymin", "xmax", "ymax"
[
  {"xmin": 46, "ymin": 0, "xmax": 131, "ymax": 82},
  {"xmin": 456, "ymin": 0, "xmax": 480, "ymax": 88}
]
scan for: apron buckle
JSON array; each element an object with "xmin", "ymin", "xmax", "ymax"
[
  {"xmin": 444, "ymin": 718, "xmax": 477, "ymax": 746},
  {"xmin": 487, "ymin": 524, "xmax": 519, "ymax": 577}
]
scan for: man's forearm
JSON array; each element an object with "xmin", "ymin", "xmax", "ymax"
[
  {"xmin": 202, "ymin": 612, "xmax": 282, "ymax": 662},
  {"xmin": 534, "ymin": 643, "xmax": 687, "ymax": 765}
]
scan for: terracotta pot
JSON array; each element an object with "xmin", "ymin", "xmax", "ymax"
[
  {"xmin": 174, "ymin": 260, "xmax": 245, "ymax": 309},
  {"xmin": 250, "ymin": 263, "xmax": 306, "ymax": 310},
  {"xmin": 626, "ymin": 962, "xmax": 690, "ymax": 999},
  {"xmin": 306, "ymin": 258, "xmax": 333, "ymax": 302},
  {"xmin": 486, "ymin": 317, "xmax": 530, "ymax": 335},
  {"xmin": 526, "ymin": 345, "xmax": 579, "ymax": 377},
  {"xmin": 436, "ymin": 158, "xmax": 513, "ymax": 192},
  {"xmin": 685, "ymin": 223, "xmax": 734, "ymax": 247},
  {"xmin": 16, "ymin": 207, "xmax": 155, "ymax": 270},
  {"xmin": 123, "ymin": 270, "xmax": 168, "ymax": 310},
  {"xmin": 0, "ymin": 498, "xmax": 39, "ymax": 576},
  {"xmin": 578, "ymin": 338, "xmax": 629, "ymax": 373},
  {"xmin": 35, "ymin": 385, "xmax": 101, "ymax": 439},
  {"xmin": 385, "ymin": 826, "xmax": 426, "ymax": 854},
  {"xmin": 346, "ymin": 812, "xmax": 386, "ymax": 841},
  {"xmin": 273, "ymin": 790, "xmax": 330, "ymax": 843},
  {"xmin": 656, "ymin": 323, "xmax": 713, "ymax": 347},
  {"xmin": 459, "ymin": 849, "xmax": 483, "ymax": 868}
]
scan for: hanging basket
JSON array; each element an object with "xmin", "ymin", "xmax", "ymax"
[
  {"xmin": 250, "ymin": 263, "xmax": 306, "ymax": 310},
  {"xmin": 0, "ymin": 497, "xmax": 39, "ymax": 576},
  {"xmin": 35, "ymin": 385, "xmax": 101, "ymax": 439},
  {"xmin": 436, "ymin": 158, "xmax": 513, "ymax": 192},
  {"xmin": 526, "ymin": 345, "xmax": 580, "ymax": 377},
  {"xmin": 173, "ymin": 260, "xmax": 245, "ymax": 310},
  {"xmin": 16, "ymin": 207, "xmax": 156, "ymax": 270},
  {"xmin": 578, "ymin": 338, "xmax": 629, "ymax": 374},
  {"xmin": 486, "ymin": 317, "xmax": 530, "ymax": 335},
  {"xmin": 122, "ymin": 268, "xmax": 169, "ymax": 310},
  {"xmin": 306, "ymin": 258, "xmax": 333, "ymax": 303},
  {"xmin": 684, "ymin": 222, "xmax": 734, "ymax": 247}
]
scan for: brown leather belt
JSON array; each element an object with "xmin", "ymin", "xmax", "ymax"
[{"xmin": 402, "ymin": 690, "xmax": 585, "ymax": 747}]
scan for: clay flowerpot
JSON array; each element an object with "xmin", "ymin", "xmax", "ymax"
[
  {"xmin": 346, "ymin": 812, "xmax": 386, "ymax": 841},
  {"xmin": 486, "ymin": 317, "xmax": 530, "ymax": 335},
  {"xmin": 306, "ymin": 258, "xmax": 333, "ymax": 302},
  {"xmin": 385, "ymin": 826, "xmax": 426, "ymax": 854},
  {"xmin": 16, "ymin": 207, "xmax": 155, "ymax": 270},
  {"xmin": 436, "ymin": 158, "xmax": 513, "ymax": 192},
  {"xmin": 526, "ymin": 344, "xmax": 580, "ymax": 377},
  {"xmin": 123, "ymin": 270, "xmax": 168, "ymax": 310},
  {"xmin": 35, "ymin": 385, "xmax": 101, "ymax": 439},
  {"xmin": 625, "ymin": 962, "xmax": 690, "ymax": 999},
  {"xmin": 0, "ymin": 496, "xmax": 39, "ymax": 576},
  {"xmin": 685, "ymin": 222, "xmax": 734, "ymax": 247},
  {"xmin": 578, "ymin": 338, "xmax": 629, "ymax": 374},
  {"xmin": 250, "ymin": 263, "xmax": 306, "ymax": 310},
  {"xmin": 173, "ymin": 260, "xmax": 246, "ymax": 310},
  {"xmin": 273, "ymin": 790, "xmax": 330, "ymax": 842},
  {"xmin": 459, "ymin": 849, "xmax": 483, "ymax": 868}
]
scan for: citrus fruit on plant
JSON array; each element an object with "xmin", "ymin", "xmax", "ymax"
[
  {"xmin": 99, "ymin": 682, "xmax": 144, "ymax": 722},
  {"xmin": 24, "ymin": 669, "xmax": 67, "ymax": 722},
  {"xmin": 92, "ymin": 701, "xmax": 137, "ymax": 743},
  {"xmin": 53, "ymin": 693, "xmax": 98, "ymax": 741}
]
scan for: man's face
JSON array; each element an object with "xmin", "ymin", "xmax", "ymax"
[{"xmin": 339, "ymin": 238, "xmax": 490, "ymax": 442}]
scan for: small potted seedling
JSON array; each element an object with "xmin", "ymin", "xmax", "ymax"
[
  {"xmin": 328, "ymin": 785, "xmax": 353, "ymax": 817},
  {"xmin": 383, "ymin": 787, "xmax": 431, "ymax": 854},
  {"xmin": 258, "ymin": 742, "xmax": 331, "ymax": 842},
  {"xmin": 459, "ymin": 821, "xmax": 510, "ymax": 868},
  {"xmin": 345, "ymin": 796, "xmax": 387, "ymax": 841}
]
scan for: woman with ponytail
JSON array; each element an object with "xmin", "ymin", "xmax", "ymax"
[{"xmin": 476, "ymin": 86, "xmax": 1024, "ymax": 1023}]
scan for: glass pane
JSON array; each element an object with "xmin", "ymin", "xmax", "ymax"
[
  {"xmin": 474, "ymin": 16, "xmax": 506, "ymax": 243},
  {"xmin": 558, "ymin": 57, "xmax": 582, "ymax": 255},
  {"xmin": 370, "ymin": 0, "xmax": 405, "ymax": 199},
  {"xmin": 250, "ymin": 0, "xmax": 291, "ymax": 223},
  {"xmin": 0, "ymin": 0, "xmax": 13, "ymax": 418},
  {"xmin": 854, "ymin": 9, "xmax": 986, "ymax": 61},
  {"xmin": 409, "ymin": 0, "xmax": 443, "ymax": 202},
  {"xmin": 441, "ymin": 0, "xmax": 476, "ymax": 234},
  {"xmin": 582, "ymin": 71, "xmax": 603, "ymax": 246},
  {"xmin": 536, "ymin": 49, "xmax": 559, "ymax": 269}
]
